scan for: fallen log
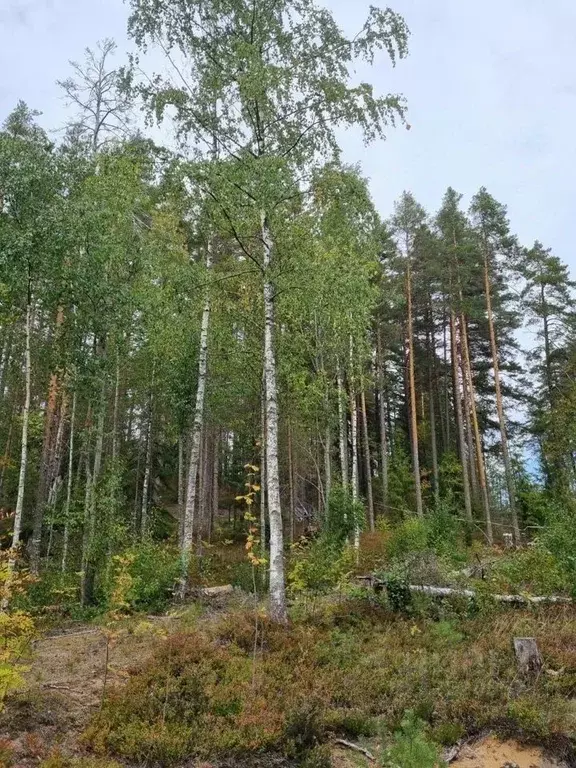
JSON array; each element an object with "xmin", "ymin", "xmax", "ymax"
[
  {"xmin": 357, "ymin": 576, "xmax": 572, "ymax": 605},
  {"xmin": 199, "ymin": 584, "xmax": 234, "ymax": 597},
  {"xmin": 334, "ymin": 738, "xmax": 375, "ymax": 761}
]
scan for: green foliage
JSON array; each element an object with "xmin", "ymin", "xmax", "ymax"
[
  {"xmin": 324, "ymin": 485, "xmax": 366, "ymax": 545},
  {"xmin": 0, "ymin": 553, "xmax": 36, "ymax": 712},
  {"xmin": 381, "ymin": 711, "xmax": 444, "ymax": 768},
  {"xmin": 288, "ymin": 537, "xmax": 354, "ymax": 598},
  {"xmin": 490, "ymin": 544, "xmax": 569, "ymax": 596},
  {"xmin": 103, "ymin": 541, "xmax": 181, "ymax": 614},
  {"xmin": 40, "ymin": 756, "xmax": 122, "ymax": 768},
  {"xmin": 385, "ymin": 518, "xmax": 429, "ymax": 561},
  {"xmin": 84, "ymin": 604, "xmax": 576, "ymax": 765},
  {"xmin": 537, "ymin": 507, "xmax": 576, "ymax": 593}
]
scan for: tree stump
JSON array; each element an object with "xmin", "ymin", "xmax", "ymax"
[
  {"xmin": 513, "ymin": 637, "xmax": 542, "ymax": 676},
  {"xmin": 503, "ymin": 532, "xmax": 514, "ymax": 549}
]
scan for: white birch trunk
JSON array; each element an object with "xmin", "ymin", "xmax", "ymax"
[
  {"xmin": 337, "ymin": 362, "xmax": 349, "ymax": 486},
  {"xmin": 180, "ymin": 244, "xmax": 212, "ymax": 594},
  {"xmin": 140, "ymin": 404, "xmax": 153, "ymax": 536},
  {"xmin": 324, "ymin": 423, "xmax": 332, "ymax": 513},
  {"xmin": 349, "ymin": 339, "xmax": 360, "ymax": 551},
  {"xmin": 261, "ymin": 212, "xmax": 287, "ymax": 623},
  {"xmin": 360, "ymin": 388, "xmax": 374, "ymax": 532},
  {"xmin": 260, "ymin": 383, "xmax": 267, "ymax": 552},
  {"xmin": 11, "ymin": 300, "xmax": 32, "ymax": 552}
]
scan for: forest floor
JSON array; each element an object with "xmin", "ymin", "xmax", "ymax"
[{"xmin": 1, "ymin": 588, "xmax": 575, "ymax": 768}]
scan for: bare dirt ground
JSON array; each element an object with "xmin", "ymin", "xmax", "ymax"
[{"xmin": 450, "ymin": 735, "xmax": 566, "ymax": 768}]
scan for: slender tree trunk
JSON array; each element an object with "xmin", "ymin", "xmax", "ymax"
[
  {"xmin": 541, "ymin": 283, "xmax": 553, "ymax": 405},
  {"xmin": 260, "ymin": 382, "xmax": 267, "ymax": 551},
  {"xmin": 483, "ymin": 254, "xmax": 520, "ymax": 543},
  {"xmin": 324, "ymin": 423, "xmax": 332, "ymax": 514},
  {"xmin": 180, "ymin": 244, "xmax": 212, "ymax": 592},
  {"xmin": 31, "ymin": 306, "xmax": 65, "ymax": 573},
  {"xmin": 140, "ymin": 396, "xmax": 153, "ymax": 537},
  {"xmin": 450, "ymin": 310, "xmax": 473, "ymax": 521},
  {"xmin": 0, "ymin": 330, "xmax": 12, "ymax": 402},
  {"xmin": 178, "ymin": 434, "xmax": 184, "ymax": 509},
  {"xmin": 376, "ymin": 328, "xmax": 389, "ymax": 510},
  {"xmin": 261, "ymin": 212, "xmax": 287, "ymax": 623},
  {"xmin": 61, "ymin": 390, "xmax": 77, "ymax": 573},
  {"xmin": 211, "ymin": 429, "xmax": 219, "ymax": 542},
  {"xmin": 349, "ymin": 339, "xmax": 360, "ymax": 550},
  {"xmin": 0, "ymin": 404, "xmax": 15, "ymax": 502},
  {"xmin": 460, "ymin": 313, "xmax": 492, "ymax": 542},
  {"xmin": 426, "ymin": 311, "xmax": 440, "ymax": 507},
  {"xmin": 406, "ymin": 258, "xmax": 424, "ymax": 517},
  {"xmin": 111, "ymin": 350, "xmax": 121, "ymax": 463},
  {"xmin": 199, "ymin": 425, "xmax": 210, "ymax": 545},
  {"xmin": 81, "ymin": 383, "xmax": 105, "ymax": 606},
  {"xmin": 337, "ymin": 362, "xmax": 348, "ymax": 486},
  {"xmin": 10, "ymin": 298, "xmax": 32, "ymax": 552},
  {"xmin": 360, "ymin": 388, "xmax": 375, "ymax": 531},
  {"xmin": 287, "ymin": 419, "xmax": 295, "ymax": 544},
  {"xmin": 442, "ymin": 307, "xmax": 450, "ymax": 451},
  {"xmin": 460, "ymin": 349, "xmax": 479, "ymax": 504}
]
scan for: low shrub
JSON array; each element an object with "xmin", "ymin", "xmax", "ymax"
[
  {"xmin": 288, "ymin": 537, "xmax": 354, "ymax": 598},
  {"xmin": 103, "ymin": 541, "xmax": 181, "ymax": 614},
  {"xmin": 381, "ymin": 711, "xmax": 443, "ymax": 768},
  {"xmin": 489, "ymin": 544, "xmax": 569, "ymax": 596},
  {"xmin": 84, "ymin": 605, "xmax": 576, "ymax": 766}
]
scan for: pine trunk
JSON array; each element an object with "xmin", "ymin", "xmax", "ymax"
[
  {"xmin": 450, "ymin": 310, "xmax": 473, "ymax": 521},
  {"xmin": 460, "ymin": 313, "xmax": 492, "ymax": 543},
  {"xmin": 483, "ymin": 255, "xmax": 520, "ymax": 543},
  {"xmin": 460, "ymin": 350, "xmax": 479, "ymax": 504},
  {"xmin": 376, "ymin": 328, "xmax": 389, "ymax": 510},
  {"xmin": 61, "ymin": 390, "xmax": 77, "ymax": 572},
  {"xmin": 406, "ymin": 258, "xmax": 424, "ymax": 517}
]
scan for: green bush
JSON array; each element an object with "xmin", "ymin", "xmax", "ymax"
[
  {"xmin": 288, "ymin": 537, "xmax": 354, "ymax": 597},
  {"xmin": 104, "ymin": 541, "xmax": 181, "ymax": 614},
  {"xmin": 381, "ymin": 711, "xmax": 444, "ymax": 768},
  {"xmin": 490, "ymin": 543, "xmax": 569, "ymax": 596},
  {"xmin": 385, "ymin": 518, "xmax": 429, "ymax": 561},
  {"xmin": 538, "ymin": 507, "xmax": 576, "ymax": 593},
  {"xmin": 324, "ymin": 485, "xmax": 366, "ymax": 545}
]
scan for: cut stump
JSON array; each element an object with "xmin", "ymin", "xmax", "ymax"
[{"xmin": 513, "ymin": 637, "xmax": 543, "ymax": 675}]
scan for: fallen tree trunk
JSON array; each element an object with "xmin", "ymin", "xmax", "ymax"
[{"xmin": 357, "ymin": 576, "xmax": 572, "ymax": 605}]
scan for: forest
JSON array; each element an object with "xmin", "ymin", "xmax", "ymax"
[{"xmin": 2, "ymin": 1, "xmax": 576, "ymax": 767}]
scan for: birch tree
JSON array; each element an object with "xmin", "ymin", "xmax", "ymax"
[{"xmin": 128, "ymin": 0, "xmax": 409, "ymax": 622}]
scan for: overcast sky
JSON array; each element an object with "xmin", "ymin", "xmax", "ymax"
[{"xmin": 1, "ymin": 0, "xmax": 575, "ymax": 275}]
